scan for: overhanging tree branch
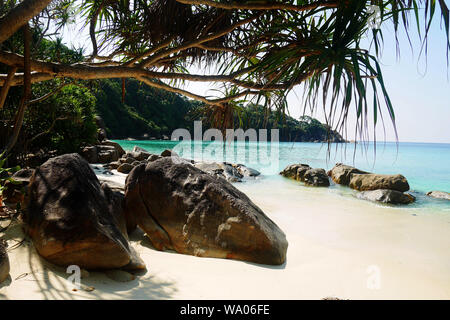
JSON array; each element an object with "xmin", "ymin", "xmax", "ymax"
[
  {"xmin": 0, "ymin": 0, "xmax": 52, "ymax": 44},
  {"xmin": 0, "ymin": 67, "xmax": 17, "ymax": 109},
  {"xmin": 174, "ymin": 0, "xmax": 339, "ymax": 11}
]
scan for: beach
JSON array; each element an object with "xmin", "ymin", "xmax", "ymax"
[{"xmin": 1, "ymin": 166, "xmax": 449, "ymax": 300}]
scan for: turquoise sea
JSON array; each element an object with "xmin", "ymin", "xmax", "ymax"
[{"xmin": 116, "ymin": 140, "xmax": 450, "ymax": 212}]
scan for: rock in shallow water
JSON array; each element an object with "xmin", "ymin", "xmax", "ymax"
[
  {"xmin": 357, "ymin": 189, "xmax": 415, "ymax": 204},
  {"xmin": 280, "ymin": 164, "xmax": 330, "ymax": 187},
  {"xmin": 349, "ymin": 173, "xmax": 409, "ymax": 192},
  {"xmin": 124, "ymin": 157, "xmax": 288, "ymax": 265},
  {"xmin": 303, "ymin": 168, "xmax": 330, "ymax": 187},
  {"xmin": 0, "ymin": 240, "xmax": 10, "ymax": 284},
  {"xmin": 24, "ymin": 153, "xmax": 145, "ymax": 270},
  {"xmin": 280, "ymin": 164, "xmax": 310, "ymax": 180},
  {"xmin": 327, "ymin": 163, "xmax": 369, "ymax": 186},
  {"xmin": 426, "ymin": 191, "xmax": 450, "ymax": 200}
]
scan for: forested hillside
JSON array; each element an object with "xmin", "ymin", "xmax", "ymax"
[
  {"xmin": 95, "ymin": 79, "xmax": 198, "ymax": 139},
  {"xmin": 95, "ymin": 81, "xmax": 345, "ymax": 143}
]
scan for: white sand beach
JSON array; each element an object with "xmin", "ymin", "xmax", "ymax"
[{"xmin": 1, "ymin": 168, "xmax": 449, "ymax": 300}]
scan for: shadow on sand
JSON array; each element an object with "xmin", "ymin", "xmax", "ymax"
[
  {"xmin": 1, "ymin": 222, "xmax": 178, "ymax": 300},
  {"xmin": 136, "ymin": 228, "xmax": 288, "ymax": 270}
]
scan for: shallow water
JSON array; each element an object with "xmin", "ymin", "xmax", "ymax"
[{"xmin": 116, "ymin": 140, "xmax": 450, "ymax": 213}]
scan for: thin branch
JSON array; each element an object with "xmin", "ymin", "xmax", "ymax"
[
  {"xmin": 3, "ymin": 24, "xmax": 32, "ymax": 154},
  {"xmin": 0, "ymin": 67, "xmax": 17, "ymax": 109},
  {"xmin": 174, "ymin": 0, "xmax": 339, "ymax": 11},
  {"xmin": 27, "ymin": 81, "xmax": 71, "ymax": 105},
  {"xmin": 0, "ymin": 0, "xmax": 52, "ymax": 44},
  {"xmin": 139, "ymin": 13, "xmax": 262, "ymax": 68},
  {"xmin": 124, "ymin": 36, "xmax": 176, "ymax": 66}
]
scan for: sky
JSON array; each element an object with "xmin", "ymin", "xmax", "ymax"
[{"xmin": 60, "ymin": 6, "xmax": 450, "ymax": 144}]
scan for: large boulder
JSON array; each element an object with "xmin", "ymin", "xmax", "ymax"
[
  {"xmin": 80, "ymin": 146, "xmax": 98, "ymax": 163},
  {"xmin": 24, "ymin": 154, "xmax": 144, "ymax": 270},
  {"xmin": 234, "ymin": 164, "xmax": 261, "ymax": 177},
  {"xmin": 327, "ymin": 163, "xmax": 369, "ymax": 186},
  {"xmin": 161, "ymin": 149, "xmax": 179, "ymax": 158},
  {"xmin": 80, "ymin": 141, "xmax": 124, "ymax": 164},
  {"xmin": 127, "ymin": 151, "xmax": 150, "ymax": 161},
  {"xmin": 349, "ymin": 173, "xmax": 410, "ymax": 192},
  {"xmin": 117, "ymin": 163, "xmax": 135, "ymax": 174},
  {"xmin": 303, "ymin": 168, "xmax": 330, "ymax": 187},
  {"xmin": 357, "ymin": 189, "xmax": 415, "ymax": 205},
  {"xmin": 102, "ymin": 140, "xmax": 125, "ymax": 157},
  {"xmin": 97, "ymin": 145, "xmax": 120, "ymax": 163},
  {"xmin": 280, "ymin": 164, "xmax": 311, "ymax": 180},
  {"xmin": 0, "ymin": 240, "xmax": 10, "ymax": 284},
  {"xmin": 280, "ymin": 164, "xmax": 329, "ymax": 187},
  {"xmin": 426, "ymin": 191, "xmax": 450, "ymax": 201},
  {"xmin": 124, "ymin": 158, "xmax": 288, "ymax": 265}
]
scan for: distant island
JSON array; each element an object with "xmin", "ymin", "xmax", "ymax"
[{"xmin": 95, "ymin": 79, "xmax": 346, "ymax": 143}]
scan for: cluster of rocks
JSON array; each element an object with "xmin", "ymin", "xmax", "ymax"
[
  {"xmin": 0, "ymin": 152, "xmax": 286, "ymax": 282},
  {"xmin": 327, "ymin": 163, "xmax": 415, "ymax": 205},
  {"xmin": 84, "ymin": 144, "xmax": 262, "ymax": 183},
  {"xmin": 80, "ymin": 140, "xmax": 126, "ymax": 164},
  {"xmin": 279, "ymin": 162, "xmax": 423, "ymax": 205},
  {"xmin": 193, "ymin": 161, "xmax": 260, "ymax": 182},
  {"xmin": 280, "ymin": 164, "xmax": 330, "ymax": 187}
]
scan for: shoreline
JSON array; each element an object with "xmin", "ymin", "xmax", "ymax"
[{"xmin": 1, "ymin": 166, "xmax": 449, "ymax": 300}]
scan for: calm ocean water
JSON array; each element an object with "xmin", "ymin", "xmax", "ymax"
[{"xmin": 116, "ymin": 140, "xmax": 450, "ymax": 212}]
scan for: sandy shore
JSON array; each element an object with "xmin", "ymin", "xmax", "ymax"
[{"xmin": 1, "ymin": 168, "xmax": 449, "ymax": 300}]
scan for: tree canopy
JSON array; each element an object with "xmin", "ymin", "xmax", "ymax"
[{"xmin": 0, "ymin": 0, "xmax": 449, "ymax": 154}]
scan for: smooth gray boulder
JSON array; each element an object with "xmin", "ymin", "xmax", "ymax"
[{"xmin": 357, "ymin": 189, "xmax": 415, "ymax": 205}]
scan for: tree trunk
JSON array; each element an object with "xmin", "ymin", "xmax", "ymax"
[{"xmin": 3, "ymin": 24, "xmax": 31, "ymax": 155}]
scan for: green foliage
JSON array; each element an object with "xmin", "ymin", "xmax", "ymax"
[
  {"xmin": 30, "ymin": 84, "xmax": 98, "ymax": 154},
  {"xmin": 0, "ymin": 80, "xmax": 98, "ymax": 161},
  {"xmin": 0, "ymin": 152, "xmax": 20, "ymax": 198},
  {"xmin": 0, "ymin": 25, "xmax": 97, "ymax": 164},
  {"xmin": 94, "ymin": 78, "xmax": 199, "ymax": 139},
  {"xmin": 191, "ymin": 103, "xmax": 345, "ymax": 143}
]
